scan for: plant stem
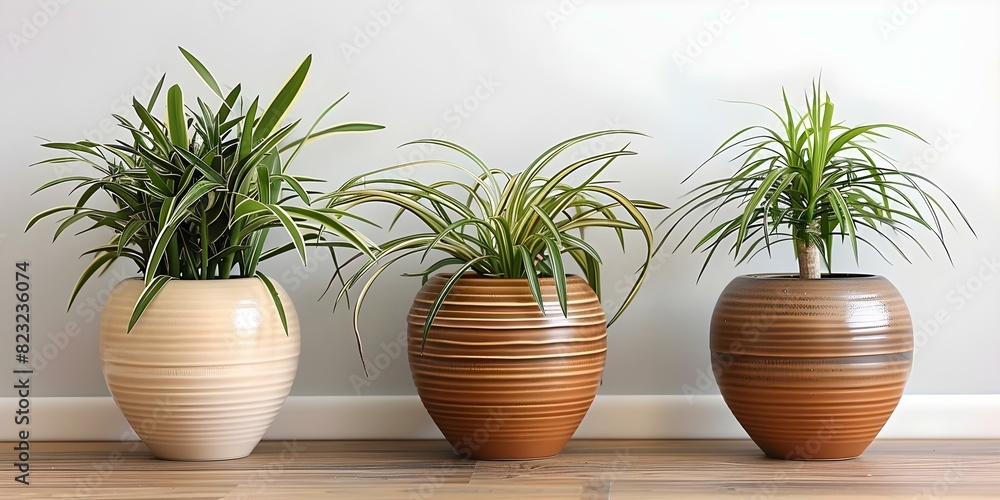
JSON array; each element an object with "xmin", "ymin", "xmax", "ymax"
[
  {"xmin": 167, "ymin": 236, "xmax": 181, "ymax": 278},
  {"xmin": 797, "ymin": 239, "xmax": 821, "ymax": 279},
  {"xmin": 200, "ymin": 204, "xmax": 210, "ymax": 279},
  {"xmin": 221, "ymin": 220, "xmax": 240, "ymax": 279}
]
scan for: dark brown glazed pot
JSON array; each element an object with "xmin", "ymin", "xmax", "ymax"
[
  {"xmin": 711, "ymin": 274, "xmax": 913, "ymax": 460},
  {"xmin": 407, "ymin": 273, "xmax": 607, "ymax": 460}
]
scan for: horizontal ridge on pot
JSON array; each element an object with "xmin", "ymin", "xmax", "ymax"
[{"xmin": 408, "ymin": 274, "xmax": 607, "ymax": 460}]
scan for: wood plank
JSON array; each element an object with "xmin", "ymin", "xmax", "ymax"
[{"xmin": 0, "ymin": 440, "xmax": 996, "ymax": 498}]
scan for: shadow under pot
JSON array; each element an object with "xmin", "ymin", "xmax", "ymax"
[
  {"xmin": 710, "ymin": 274, "xmax": 913, "ymax": 460},
  {"xmin": 407, "ymin": 273, "xmax": 607, "ymax": 460}
]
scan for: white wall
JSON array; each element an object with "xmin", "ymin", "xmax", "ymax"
[{"xmin": 1, "ymin": 0, "xmax": 997, "ymax": 407}]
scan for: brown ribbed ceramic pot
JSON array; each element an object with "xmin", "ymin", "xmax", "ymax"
[
  {"xmin": 711, "ymin": 274, "xmax": 912, "ymax": 460},
  {"xmin": 407, "ymin": 273, "xmax": 607, "ymax": 460},
  {"xmin": 100, "ymin": 278, "xmax": 300, "ymax": 461}
]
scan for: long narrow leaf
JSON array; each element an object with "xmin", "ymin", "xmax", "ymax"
[
  {"xmin": 255, "ymin": 272, "xmax": 290, "ymax": 336},
  {"xmin": 127, "ymin": 275, "xmax": 173, "ymax": 332}
]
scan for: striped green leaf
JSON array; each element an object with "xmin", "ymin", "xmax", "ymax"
[{"xmin": 127, "ymin": 275, "xmax": 173, "ymax": 332}]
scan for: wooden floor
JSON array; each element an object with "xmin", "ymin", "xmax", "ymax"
[{"xmin": 1, "ymin": 440, "xmax": 997, "ymax": 499}]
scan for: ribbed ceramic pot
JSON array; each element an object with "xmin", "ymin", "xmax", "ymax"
[
  {"xmin": 711, "ymin": 274, "xmax": 913, "ymax": 460},
  {"xmin": 99, "ymin": 278, "xmax": 300, "ymax": 461},
  {"xmin": 407, "ymin": 273, "xmax": 607, "ymax": 460}
]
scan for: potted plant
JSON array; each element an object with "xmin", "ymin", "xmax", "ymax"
[
  {"xmin": 659, "ymin": 80, "xmax": 972, "ymax": 459},
  {"xmin": 26, "ymin": 47, "xmax": 381, "ymax": 461},
  {"xmin": 323, "ymin": 131, "xmax": 664, "ymax": 459}
]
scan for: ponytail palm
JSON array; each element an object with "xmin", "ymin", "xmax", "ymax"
[
  {"xmin": 659, "ymin": 80, "xmax": 972, "ymax": 279},
  {"xmin": 27, "ymin": 47, "xmax": 381, "ymax": 333},
  {"xmin": 322, "ymin": 131, "xmax": 665, "ymax": 356}
]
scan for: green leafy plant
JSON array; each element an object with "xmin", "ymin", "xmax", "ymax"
[
  {"xmin": 321, "ymin": 130, "xmax": 665, "ymax": 361},
  {"xmin": 658, "ymin": 79, "xmax": 972, "ymax": 279},
  {"xmin": 27, "ymin": 47, "xmax": 381, "ymax": 333}
]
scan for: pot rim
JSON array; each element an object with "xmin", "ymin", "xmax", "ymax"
[
  {"xmin": 432, "ymin": 272, "xmax": 584, "ymax": 282},
  {"xmin": 120, "ymin": 275, "xmax": 261, "ymax": 282},
  {"xmin": 739, "ymin": 273, "xmax": 882, "ymax": 280},
  {"xmin": 116, "ymin": 276, "xmax": 278, "ymax": 289}
]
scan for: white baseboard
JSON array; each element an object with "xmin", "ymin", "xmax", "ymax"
[{"xmin": 4, "ymin": 395, "xmax": 998, "ymax": 441}]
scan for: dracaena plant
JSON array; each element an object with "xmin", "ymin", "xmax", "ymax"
[
  {"xmin": 658, "ymin": 79, "xmax": 972, "ymax": 279},
  {"xmin": 27, "ymin": 47, "xmax": 381, "ymax": 333},
  {"xmin": 321, "ymin": 130, "xmax": 665, "ymax": 358}
]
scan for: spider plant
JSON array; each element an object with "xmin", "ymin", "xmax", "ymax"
[
  {"xmin": 321, "ymin": 130, "xmax": 665, "ymax": 361},
  {"xmin": 658, "ymin": 79, "xmax": 972, "ymax": 279},
  {"xmin": 27, "ymin": 47, "xmax": 381, "ymax": 333}
]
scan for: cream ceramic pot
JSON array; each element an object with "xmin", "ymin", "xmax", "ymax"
[{"xmin": 99, "ymin": 278, "xmax": 300, "ymax": 461}]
